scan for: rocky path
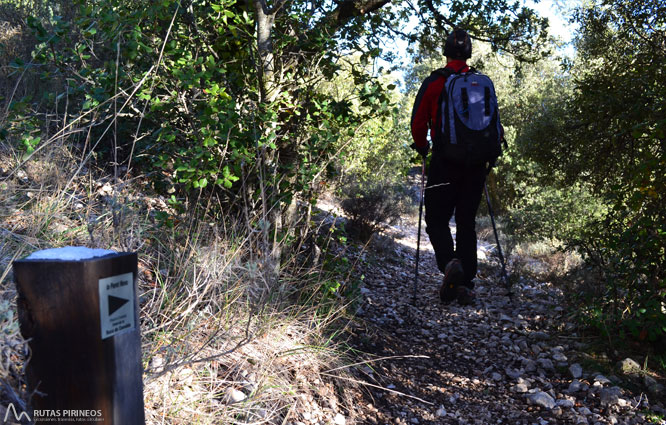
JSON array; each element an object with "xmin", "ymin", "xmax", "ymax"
[{"xmin": 339, "ymin": 180, "xmax": 665, "ymax": 424}]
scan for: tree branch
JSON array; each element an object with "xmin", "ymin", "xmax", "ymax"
[
  {"xmin": 253, "ymin": 0, "xmax": 287, "ymax": 17},
  {"xmin": 315, "ymin": 0, "xmax": 392, "ymax": 33},
  {"xmin": 423, "ymin": 0, "xmax": 455, "ymax": 34}
]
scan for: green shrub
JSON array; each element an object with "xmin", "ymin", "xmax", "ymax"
[
  {"xmin": 340, "ymin": 176, "xmax": 410, "ymax": 242},
  {"xmin": 507, "ymin": 182, "xmax": 607, "ymax": 245}
]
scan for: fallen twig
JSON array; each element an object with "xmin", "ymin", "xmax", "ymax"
[
  {"xmin": 320, "ymin": 372, "xmax": 434, "ymax": 406},
  {"xmin": 323, "ymin": 354, "xmax": 429, "ymax": 373}
]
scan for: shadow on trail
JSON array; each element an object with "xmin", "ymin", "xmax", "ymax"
[
  {"xmin": 325, "ymin": 166, "xmax": 659, "ymax": 424},
  {"xmin": 342, "ymin": 229, "xmax": 557, "ymax": 424}
]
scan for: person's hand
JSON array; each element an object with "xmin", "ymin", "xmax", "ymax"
[
  {"xmin": 410, "ymin": 142, "xmax": 429, "ymax": 158},
  {"xmin": 500, "ymin": 125, "xmax": 508, "ymax": 149},
  {"xmin": 486, "ymin": 160, "xmax": 496, "ymax": 175}
]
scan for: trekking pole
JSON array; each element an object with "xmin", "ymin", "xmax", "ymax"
[
  {"xmin": 484, "ymin": 182, "xmax": 512, "ymax": 298},
  {"xmin": 413, "ymin": 157, "xmax": 426, "ymax": 305}
]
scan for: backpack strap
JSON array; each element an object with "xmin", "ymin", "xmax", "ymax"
[
  {"xmin": 431, "ymin": 67, "xmax": 455, "ymax": 79},
  {"xmin": 434, "ymin": 65, "xmax": 473, "ymax": 77},
  {"xmin": 432, "ymin": 67, "xmax": 458, "ymax": 112},
  {"xmin": 461, "ymin": 87, "xmax": 469, "ymax": 117}
]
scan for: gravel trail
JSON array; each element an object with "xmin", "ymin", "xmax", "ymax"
[{"xmin": 339, "ymin": 175, "xmax": 665, "ymax": 425}]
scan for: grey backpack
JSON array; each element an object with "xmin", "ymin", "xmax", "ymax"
[{"xmin": 435, "ymin": 68, "xmax": 503, "ymax": 165}]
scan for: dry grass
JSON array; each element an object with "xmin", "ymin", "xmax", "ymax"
[
  {"xmin": 143, "ymin": 310, "xmax": 348, "ymax": 424},
  {"xmin": 0, "ymin": 134, "xmax": 359, "ymax": 424},
  {"xmin": 476, "ymin": 214, "xmax": 583, "ymax": 282}
]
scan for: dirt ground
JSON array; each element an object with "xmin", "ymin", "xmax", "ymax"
[{"xmin": 331, "ymin": 173, "xmax": 665, "ymax": 425}]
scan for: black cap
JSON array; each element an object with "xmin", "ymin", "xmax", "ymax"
[{"xmin": 444, "ymin": 28, "xmax": 472, "ymax": 59}]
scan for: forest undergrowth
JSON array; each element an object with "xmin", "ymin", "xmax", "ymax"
[{"xmin": 0, "ymin": 140, "xmax": 366, "ymax": 424}]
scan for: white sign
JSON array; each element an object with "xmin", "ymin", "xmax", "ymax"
[{"xmin": 98, "ymin": 272, "xmax": 135, "ymax": 339}]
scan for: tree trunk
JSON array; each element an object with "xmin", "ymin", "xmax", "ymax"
[
  {"xmin": 253, "ymin": 0, "xmax": 277, "ymax": 104},
  {"xmin": 248, "ymin": 0, "xmax": 393, "ymax": 290}
]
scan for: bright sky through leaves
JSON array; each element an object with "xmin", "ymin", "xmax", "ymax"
[{"xmin": 380, "ymin": 0, "xmax": 579, "ymax": 85}]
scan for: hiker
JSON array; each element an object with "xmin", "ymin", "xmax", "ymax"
[{"xmin": 410, "ymin": 28, "xmax": 503, "ymax": 305}]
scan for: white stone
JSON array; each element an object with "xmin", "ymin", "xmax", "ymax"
[
  {"xmin": 436, "ymin": 406, "xmax": 447, "ymax": 417},
  {"xmin": 537, "ymin": 358, "xmax": 554, "ymax": 370},
  {"xmin": 569, "ymin": 363, "xmax": 583, "ymax": 379},
  {"xmin": 514, "ymin": 383, "xmax": 529, "ymax": 393},
  {"xmin": 526, "ymin": 391, "xmax": 555, "ymax": 409},
  {"xmin": 524, "ymin": 359, "xmax": 537, "ymax": 372},
  {"xmin": 594, "ymin": 375, "xmax": 611, "ymax": 385},
  {"xmin": 553, "ymin": 352, "xmax": 568, "ymax": 362},
  {"xmin": 150, "ymin": 355, "xmax": 165, "ymax": 372},
  {"xmin": 223, "ymin": 388, "xmax": 246, "ymax": 404},
  {"xmin": 600, "ymin": 387, "xmax": 622, "ymax": 406},
  {"xmin": 556, "ymin": 399, "xmax": 575, "ymax": 409},
  {"xmin": 334, "ymin": 413, "xmax": 346, "ymax": 425},
  {"xmin": 618, "ymin": 358, "xmax": 641, "ymax": 375},
  {"xmin": 578, "ymin": 407, "xmax": 592, "ymax": 416},
  {"xmin": 533, "ymin": 331, "xmax": 550, "ymax": 340},
  {"xmin": 98, "ymin": 182, "xmax": 113, "ymax": 196},
  {"xmin": 505, "ymin": 368, "xmax": 523, "ymax": 379},
  {"xmin": 477, "ymin": 248, "xmax": 487, "ymax": 261},
  {"xmin": 568, "ymin": 380, "xmax": 583, "ymax": 393},
  {"xmin": 575, "ymin": 415, "xmax": 589, "ymax": 425}
]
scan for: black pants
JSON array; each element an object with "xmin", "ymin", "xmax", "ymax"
[{"xmin": 424, "ymin": 157, "xmax": 487, "ymax": 285}]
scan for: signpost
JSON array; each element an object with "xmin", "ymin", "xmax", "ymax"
[{"xmin": 13, "ymin": 248, "xmax": 145, "ymax": 424}]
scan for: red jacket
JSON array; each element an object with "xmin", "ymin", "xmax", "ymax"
[{"xmin": 410, "ymin": 60, "xmax": 470, "ymax": 150}]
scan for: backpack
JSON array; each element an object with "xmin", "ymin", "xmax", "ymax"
[{"xmin": 434, "ymin": 68, "xmax": 503, "ymax": 165}]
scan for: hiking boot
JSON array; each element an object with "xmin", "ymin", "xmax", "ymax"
[
  {"xmin": 439, "ymin": 259, "xmax": 463, "ymax": 304},
  {"xmin": 456, "ymin": 285, "xmax": 476, "ymax": 306}
]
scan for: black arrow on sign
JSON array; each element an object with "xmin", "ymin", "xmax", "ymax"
[{"xmin": 108, "ymin": 295, "xmax": 129, "ymax": 316}]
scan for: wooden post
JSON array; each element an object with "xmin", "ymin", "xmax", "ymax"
[{"xmin": 13, "ymin": 248, "xmax": 145, "ymax": 425}]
